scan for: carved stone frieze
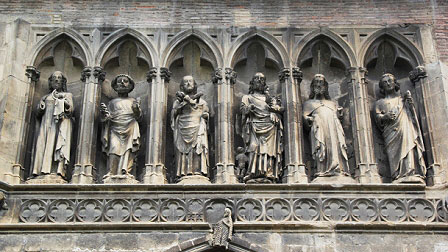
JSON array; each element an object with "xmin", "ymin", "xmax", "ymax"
[{"xmin": 17, "ymin": 194, "xmax": 447, "ymax": 224}]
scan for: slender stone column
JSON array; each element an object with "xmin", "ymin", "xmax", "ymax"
[
  {"xmin": 11, "ymin": 66, "xmax": 41, "ymax": 183},
  {"xmin": 143, "ymin": 67, "xmax": 170, "ymax": 184},
  {"xmin": 72, "ymin": 66, "xmax": 105, "ymax": 184},
  {"xmin": 346, "ymin": 67, "xmax": 381, "ymax": 183},
  {"xmin": 409, "ymin": 66, "xmax": 445, "ymax": 185},
  {"xmin": 213, "ymin": 68, "xmax": 238, "ymax": 184},
  {"xmin": 279, "ymin": 67, "xmax": 308, "ymax": 184}
]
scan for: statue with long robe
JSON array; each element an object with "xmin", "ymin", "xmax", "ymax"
[
  {"xmin": 31, "ymin": 71, "xmax": 73, "ymax": 181},
  {"xmin": 303, "ymin": 74, "xmax": 351, "ymax": 182},
  {"xmin": 374, "ymin": 73, "xmax": 426, "ymax": 183},
  {"xmin": 240, "ymin": 72, "xmax": 283, "ymax": 183},
  {"xmin": 101, "ymin": 74, "xmax": 141, "ymax": 182},
  {"xmin": 209, "ymin": 208, "xmax": 233, "ymax": 249},
  {"xmin": 171, "ymin": 75, "xmax": 209, "ymax": 183}
]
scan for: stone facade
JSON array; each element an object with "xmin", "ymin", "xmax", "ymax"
[{"xmin": 0, "ymin": 0, "xmax": 447, "ymax": 251}]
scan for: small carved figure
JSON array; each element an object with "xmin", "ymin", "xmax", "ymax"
[
  {"xmin": 303, "ymin": 74, "xmax": 351, "ymax": 181},
  {"xmin": 240, "ymin": 72, "xmax": 283, "ymax": 183},
  {"xmin": 171, "ymin": 75, "xmax": 209, "ymax": 183},
  {"xmin": 101, "ymin": 74, "xmax": 141, "ymax": 182},
  {"xmin": 374, "ymin": 73, "xmax": 426, "ymax": 183},
  {"xmin": 0, "ymin": 192, "xmax": 7, "ymax": 210},
  {"xmin": 235, "ymin": 147, "xmax": 248, "ymax": 182},
  {"xmin": 209, "ymin": 208, "xmax": 233, "ymax": 249},
  {"xmin": 31, "ymin": 71, "xmax": 74, "ymax": 180}
]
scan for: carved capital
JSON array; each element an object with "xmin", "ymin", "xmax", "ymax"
[
  {"xmin": 212, "ymin": 68, "xmax": 223, "ymax": 85},
  {"xmin": 409, "ymin": 66, "xmax": 427, "ymax": 84},
  {"xmin": 146, "ymin": 67, "xmax": 158, "ymax": 83},
  {"xmin": 359, "ymin": 67, "xmax": 368, "ymax": 82},
  {"xmin": 80, "ymin": 67, "xmax": 92, "ymax": 82},
  {"xmin": 93, "ymin": 66, "xmax": 106, "ymax": 82},
  {"xmin": 292, "ymin": 67, "xmax": 303, "ymax": 83},
  {"xmin": 25, "ymin": 66, "xmax": 40, "ymax": 82},
  {"xmin": 160, "ymin": 67, "xmax": 171, "ymax": 83},
  {"xmin": 278, "ymin": 68, "xmax": 291, "ymax": 82},
  {"xmin": 225, "ymin": 68, "xmax": 237, "ymax": 85}
]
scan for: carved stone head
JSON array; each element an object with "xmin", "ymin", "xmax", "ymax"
[
  {"xmin": 309, "ymin": 74, "xmax": 330, "ymax": 100},
  {"xmin": 379, "ymin": 73, "xmax": 400, "ymax": 95},
  {"xmin": 111, "ymin": 74, "xmax": 135, "ymax": 95},
  {"xmin": 180, "ymin": 75, "xmax": 197, "ymax": 94},
  {"xmin": 48, "ymin": 71, "xmax": 67, "ymax": 92},
  {"xmin": 249, "ymin": 72, "xmax": 268, "ymax": 94}
]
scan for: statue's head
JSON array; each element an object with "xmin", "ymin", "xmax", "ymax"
[
  {"xmin": 249, "ymin": 72, "xmax": 268, "ymax": 94},
  {"xmin": 48, "ymin": 71, "xmax": 67, "ymax": 92},
  {"xmin": 111, "ymin": 74, "xmax": 135, "ymax": 94},
  {"xmin": 237, "ymin": 147, "xmax": 245, "ymax": 153},
  {"xmin": 224, "ymin": 207, "xmax": 232, "ymax": 217},
  {"xmin": 309, "ymin": 74, "xmax": 330, "ymax": 100},
  {"xmin": 180, "ymin": 75, "xmax": 197, "ymax": 94},
  {"xmin": 379, "ymin": 73, "xmax": 400, "ymax": 95}
]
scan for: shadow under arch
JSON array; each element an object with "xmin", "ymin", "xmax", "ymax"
[
  {"xmin": 161, "ymin": 29, "xmax": 223, "ymax": 69},
  {"xmin": 358, "ymin": 28, "xmax": 424, "ymax": 68},
  {"xmin": 95, "ymin": 27, "xmax": 158, "ymax": 67},
  {"xmin": 294, "ymin": 29, "xmax": 357, "ymax": 68},
  {"xmin": 28, "ymin": 27, "xmax": 93, "ymax": 67},
  {"xmin": 226, "ymin": 28, "xmax": 289, "ymax": 68}
]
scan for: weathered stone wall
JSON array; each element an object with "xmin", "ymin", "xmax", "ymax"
[
  {"xmin": 0, "ymin": 0, "xmax": 446, "ymax": 64},
  {"xmin": 1, "ymin": 231, "xmax": 448, "ymax": 252}
]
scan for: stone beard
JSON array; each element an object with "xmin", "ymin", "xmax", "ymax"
[
  {"xmin": 303, "ymin": 74, "xmax": 350, "ymax": 179},
  {"xmin": 101, "ymin": 74, "xmax": 141, "ymax": 180},
  {"xmin": 374, "ymin": 73, "xmax": 426, "ymax": 183},
  {"xmin": 32, "ymin": 71, "xmax": 73, "ymax": 179},
  {"xmin": 240, "ymin": 72, "xmax": 283, "ymax": 183},
  {"xmin": 171, "ymin": 76, "xmax": 209, "ymax": 181}
]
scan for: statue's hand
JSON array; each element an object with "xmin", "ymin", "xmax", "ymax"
[
  {"xmin": 132, "ymin": 98, "xmax": 141, "ymax": 113},
  {"xmin": 201, "ymin": 112, "xmax": 209, "ymax": 120},
  {"xmin": 384, "ymin": 111, "xmax": 397, "ymax": 122},
  {"xmin": 305, "ymin": 115, "xmax": 313, "ymax": 125},
  {"xmin": 100, "ymin": 103, "xmax": 110, "ymax": 118}
]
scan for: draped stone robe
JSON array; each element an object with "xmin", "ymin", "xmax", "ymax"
[
  {"xmin": 102, "ymin": 97, "xmax": 141, "ymax": 175},
  {"xmin": 171, "ymin": 98, "xmax": 209, "ymax": 178},
  {"xmin": 240, "ymin": 93, "xmax": 283, "ymax": 180},
  {"xmin": 32, "ymin": 91, "xmax": 74, "ymax": 177},
  {"xmin": 303, "ymin": 99, "xmax": 349, "ymax": 176},
  {"xmin": 375, "ymin": 96, "xmax": 426, "ymax": 180}
]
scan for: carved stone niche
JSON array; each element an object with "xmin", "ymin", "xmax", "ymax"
[
  {"xmin": 232, "ymin": 39, "xmax": 283, "ymax": 183},
  {"xmin": 297, "ymin": 36, "xmax": 355, "ymax": 183},
  {"xmin": 25, "ymin": 35, "xmax": 87, "ymax": 182},
  {"xmin": 166, "ymin": 38, "xmax": 217, "ymax": 183},
  {"xmin": 364, "ymin": 35, "xmax": 421, "ymax": 183},
  {"xmin": 98, "ymin": 36, "xmax": 153, "ymax": 183}
]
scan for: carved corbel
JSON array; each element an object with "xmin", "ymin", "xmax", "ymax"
[
  {"xmin": 212, "ymin": 68, "xmax": 223, "ymax": 85},
  {"xmin": 93, "ymin": 66, "xmax": 106, "ymax": 83},
  {"xmin": 80, "ymin": 66, "xmax": 92, "ymax": 82},
  {"xmin": 225, "ymin": 68, "xmax": 237, "ymax": 85},
  {"xmin": 0, "ymin": 192, "xmax": 7, "ymax": 211},
  {"xmin": 160, "ymin": 67, "xmax": 171, "ymax": 83},
  {"xmin": 409, "ymin": 66, "xmax": 427, "ymax": 84},
  {"xmin": 25, "ymin": 66, "xmax": 40, "ymax": 83},
  {"xmin": 146, "ymin": 67, "xmax": 158, "ymax": 83},
  {"xmin": 278, "ymin": 68, "xmax": 291, "ymax": 83},
  {"xmin": 292, "ymin": 67, "xmax": 303, "ymax": 84}
]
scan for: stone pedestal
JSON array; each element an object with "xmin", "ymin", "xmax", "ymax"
[
  {"xmin": 103, "ymin": 175, "xmax": 139, "ymax": 184},
  {"xmin": 25, "ymin": 174, "xmax": 67, "ymax": 184}
]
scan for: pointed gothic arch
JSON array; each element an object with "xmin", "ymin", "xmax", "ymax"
[
  {"xmin": 95, "ymin": 27, "xmax": 158, "ymax": 67},
  {"xmin": 294, "ymin": 29, "xmax": 357, "ymax": 68},
  {"xmin": 227, "ymin": 29, "xmax": 289, "ymax": 68},
  {"xmin": 161, "ymin": 29, "xmax": 223, "ymax": 69}
]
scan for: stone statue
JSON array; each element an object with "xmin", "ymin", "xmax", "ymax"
[
  {"xmin": 100, "ymin": 74, "xmax": 141, "ymax": 183},
  {"xmin": 235, "ymin": 147, "xmax": 248, "ymax": 183},
  {"xmin": 240, "ymin": 72, "xmax": 283, "ymax": 183},
  {"xmin": 30, "ymin": 71, "xmax": 73, "ymax": 183},
  {"xmin": 209, "ymin": 207, "xmax": 233, "ymax": 249},
  {"xmin": 171, "ymin": 75, "xmax": 210, "ymax": 184},
  {"xmin": 374, "ymin": 73, "xmax": 426, "ymax": 183},
  {"xmin": 303, "ymin": 74, "xmax": 353, "ymax": 183}
]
